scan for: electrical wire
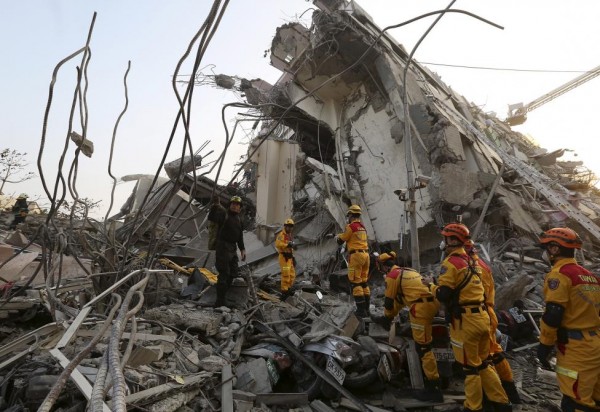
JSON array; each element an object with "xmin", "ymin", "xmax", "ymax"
[{"xmin": 421, "ymin": 61, "xmax": 596, "ymax": 74}]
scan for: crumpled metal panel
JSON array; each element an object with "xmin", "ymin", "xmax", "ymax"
[{"xmin": 295, "ymin": 209, "xmax": 335, "ymax": 242}]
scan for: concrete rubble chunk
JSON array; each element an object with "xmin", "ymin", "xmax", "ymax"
[
  {"xmin": 143, "ymin": 305, "xmax": 223, "ymax": 336},
  {"xmin": 234, "ymin": 358, "xmax": 273, "ymax": 395}
]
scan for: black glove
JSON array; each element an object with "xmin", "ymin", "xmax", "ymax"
[
  {"xmin": 374, "ymin": 316, "xmax": 392, "ymax": 331},
  {"xmin": 287, "ymin": 241, "xmax": 297, "ymax": 250},
  {"xmin": 537, "ymin": 343, "xmax": 554, "ymax": 369}
]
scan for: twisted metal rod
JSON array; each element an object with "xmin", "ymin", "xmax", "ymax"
[{"xmin": 38, "ymin": 293, "xmax": 121, "ymax": 412}]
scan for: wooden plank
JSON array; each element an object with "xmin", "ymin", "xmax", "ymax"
[
  {"xmin": 221, "ymin": 364, "xmax": 233, "ymax": 412},
  {"xmin": 121, "ymin": 373, "xmax": 211, "ymax": 405},
  {"xmin": 55, "ymin": 306, "xmax": 92, "ymax": 349},
  {"xmin": 76, "ymin": 329, "xmax": 177, "ymax": 343},
  {"xmin": 50, "ymin": 348, "xmax": 111, "ymax": 412},
  {"xmin": 255, "ymin": 393, "xmax": 309, "ymax": 406}
]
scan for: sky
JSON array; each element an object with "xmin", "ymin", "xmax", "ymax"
[{"xmin": 2, "ymin": 1, "xmax": 600, "ymax": 218}]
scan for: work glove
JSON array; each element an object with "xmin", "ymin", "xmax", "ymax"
[
  {"xmin": 287, "ymin": 241, "xmax": 297, "ymax": 250},
  {"xmin": 536, "ymin": 343, "xmax": 554, "ymax": 370},
  {"xmin": 374, "ymin": 315, "xmax": 392, "ymax": 331}
]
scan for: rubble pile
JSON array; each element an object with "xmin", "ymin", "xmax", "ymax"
[{"xmin": 0, "ymin": 222, "xmax": 570, "ymax": 411}]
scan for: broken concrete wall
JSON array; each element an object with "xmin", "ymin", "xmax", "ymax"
[
  {"xmin": 251, "ymin": 139, "xmax": 299, "ymax": 231},
  {"xmin": 235, "ymin": 0, "xmax": 600, "ymax": 269}
]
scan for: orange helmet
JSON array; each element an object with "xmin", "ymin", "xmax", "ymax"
[
  {"xmin": 378, "ymin": 251, "xmax": 397, "ymax": 263},
  {"xmin": 539, "ymin": 227, "xmax": 582, "ymax": 249},
  {"xmin": 441, "ymin": 223, "xmax": 470, "ymax": 244}
]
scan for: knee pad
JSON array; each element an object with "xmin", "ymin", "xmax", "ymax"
[
  {"xmin": 463, "ymin": 365, "xmax": 479, "ymax": 376},
  {"xmin": 491, "ymin": 352, "xmax": 505, "ymax": 364},
  {"xmin": 415, "ymin": 342, "xmax": 432, "ymax": 357}
]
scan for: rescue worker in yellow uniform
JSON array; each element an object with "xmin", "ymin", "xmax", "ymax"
[
  {"xmin": 336, "ymin": 204, "xmax": 370, "ymax": 317},
  {"xmin": 377, "ymin": 251, "xmax": 443, "ymax": 402},
  {"xmin": 465, "ymin": 240, "xmax": 521, "ymax": 405},
  {"xmin": 275, "ymin": 218, "xmax": 297, "ymax": 298},
  {"xmin": 536, "ymin": 227, "xmax": 600, "ymax": 412},
  {"xmin": 428, "ymin": 223, "xmax": 511, "ymax": 412}
]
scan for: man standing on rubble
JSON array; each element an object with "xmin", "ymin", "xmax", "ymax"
[
  {"xmin": 335, "ymin": 204, "xmax": 370, "ymax": 317},
  {"xmin": 275, "ymin": 218, "xmax": 296, "ymax": 298},
  {"xmin": 376, "ymin": 251, "xmax": 443, "ymax": 402},
  {"xmin": 465, "ymin": 240, "xmax": 521, "ymax": 405},
  {"xmin": 536, "ymin": 227, "xmax": 600, "ymax": 412},
  {"xmin": 427, "ymin": 223, "xmax": 511, "ymax": 412},
  {"xmin": 210, "ymin": 195, "xmax": 246, "ymax": 307}
]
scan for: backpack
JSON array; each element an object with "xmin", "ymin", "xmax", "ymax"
[{"xmin": 207, "ymin": 206, "xmax": 228, "ymax": 251}]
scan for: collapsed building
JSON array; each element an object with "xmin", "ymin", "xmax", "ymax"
[
  {"xmin": 2, "ymin": 1, "xmax": 600, "ymax": 411},
  {"xmin": 230, "ymin": 1, "xmax": 600, "ymax": 279}
]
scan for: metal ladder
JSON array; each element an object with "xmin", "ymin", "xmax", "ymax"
[{"xmin": 462, "ymin": 119, "xmax": 600, "ymax": 242}]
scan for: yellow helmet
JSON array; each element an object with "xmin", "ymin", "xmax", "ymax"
[
  {"xmin": 230, "ymin": 196, "xmax": 242, "ymax": 204},
  {"xmin": 378, "ymin": 251, "xmax": 396, "ymax": 263},
  {"xmin": 284, "ymin": 218, "xmax": 294, "ymax": 226},
  {"xmin": 347, "ymin": 204, "xmax": 362, "ymax": 215}
]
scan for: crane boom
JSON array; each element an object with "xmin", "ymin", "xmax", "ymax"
[{"xmin": 506, "ymin": 64, "xmax": 600, "ymax": 126}]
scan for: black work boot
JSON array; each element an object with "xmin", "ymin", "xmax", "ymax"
[
  {"xmin": 354, "ymin": 298, "xmax": 368, "ymax": 318},
  {"xmin": 492, "ymin": 403, "xmax": 512, "ymax": 412},
  {"xmin": 214, "ymin": 287, "xmax": 226, "ymax": 308},
  {"xmin": 500, "ymin": 380, "xmax": 521, "ymax": 404},
  {"xmin": 414, "ymin": 379, "xmax": 444, "ymax": 402},
  {"xmin": 364, "ymin": 295, "xmax": 371, "ymax": 316}
]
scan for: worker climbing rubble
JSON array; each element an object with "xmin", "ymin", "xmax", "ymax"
[
  {"xmin": 335, "ymin": 204, "xmax": 370, "ymax": 318},
  {"xmin": 275, "ymin": 218, "xmax": 297, "ymax": 299},
  {"xmin": 426, "ymin": 223, "xmax": 511, "ymax": 412},
  {"xmin": 536, "ymin": 227, "xmax": 600, "ymax": 412},
  {"xmin": 208, "ymin": 195, "xmax": 246, "ymax": 307},
  {"xmin": 465, "ymin": 240, "xmax": 521, "ymax": 405},
  {"xmin": 374, "ymin": 251, "xmax": 444, "ymax": 402},
  {"xmin": 9, "ymin": 193, "xmax": 29, "ymax": 230}
]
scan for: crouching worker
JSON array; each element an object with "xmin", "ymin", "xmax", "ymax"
[
  {"xmin": 376, "ymin": 252, "xmax": 443, "ymax": 402},
  {"xmin": 275, "ymin": 218, "xmax": 297, "ymax": 298}
]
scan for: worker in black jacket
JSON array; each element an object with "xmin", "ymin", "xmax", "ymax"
[
  {"xmin": 209, "ymin": 195, "xmax": 246, "ymax": 307},
  {"xmin": 10, "ymin": 194, "xmax": 29, "ymax": 230}
]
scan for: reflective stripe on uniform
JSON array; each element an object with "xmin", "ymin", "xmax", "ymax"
[
  {"xmin": 450, "ymin": 338, "xmax": 463, "ymax": 349},
  {"xmin": 410, "ymin": 323, "xmax": 425, "ymax": 331},
  {"xmin": 555, "ymin": 365, "xmax": 578, "ymax": 380}
]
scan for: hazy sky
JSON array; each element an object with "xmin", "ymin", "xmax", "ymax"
[{"xmin": 2, "ymin": 1, "xmax": 600, "ymax": 217}]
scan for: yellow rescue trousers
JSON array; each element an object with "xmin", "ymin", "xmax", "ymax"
[
  {"xmin": 409, "ymin": 299, "xmax": 441, "ymax": 381},
  {"xmin": 555, "ymin": 329, "xmax": 600, "ymax": 409},
  {"xmin": 450, "ymin": 306, "xmax": 508, "ymax": 411},
  {"xmin": 278, "ymin": 254, "xmax": 296, "ymax": 292},
  {"xmin": 488, "ymin": 306, "xmax": 513, "ymax": 382},
  {"xmin": 348, "ymin": 251, "xmax": 370, "ymax": 298}
]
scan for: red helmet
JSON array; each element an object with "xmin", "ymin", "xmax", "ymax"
[
  {"xmin": 539, "ymin": 227, "xmax": 582, "ymax": 249},
  {"xmin": 441, "ymin": 223, "xmax": 470, "ymax": 244}
]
